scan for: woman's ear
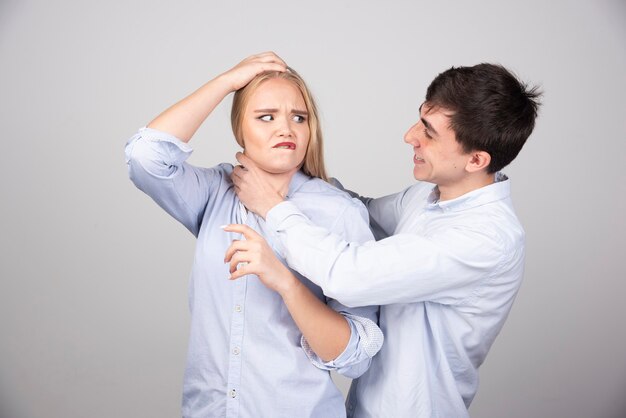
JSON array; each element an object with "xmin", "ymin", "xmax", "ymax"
[{"xmin": 465, "ymin": 151, "xmax": 491, "ymax": 173}]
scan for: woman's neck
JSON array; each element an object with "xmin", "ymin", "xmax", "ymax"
[{"xmin": 257, "ymin": 167, "xmax": 298, "ymax": 198}]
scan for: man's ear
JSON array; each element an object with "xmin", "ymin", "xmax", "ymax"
[{"xmin": 465, "ymin": 151, "xmax": 491, "ymax": 173}]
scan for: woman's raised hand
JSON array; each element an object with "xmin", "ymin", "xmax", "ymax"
[
  {"xmin": 223, "ymin": 224, "xmax": 300, "ymax": 296},
  {"xmin": 146, "ymin": 52, "xmax": 287, "ymax": 142},
  {"xmin": 220, "ymin": 51, "xmax": 287, "ymax": 92}
]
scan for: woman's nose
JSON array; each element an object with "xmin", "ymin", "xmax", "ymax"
[{"xmin": 277, "ymin": 117, "xmax": 294, "ymax": 137}]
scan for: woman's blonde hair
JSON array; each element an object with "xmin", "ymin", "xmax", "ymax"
[{"xmin": 231, "ymin": 68, "xmax": 328, "ymax": 181}]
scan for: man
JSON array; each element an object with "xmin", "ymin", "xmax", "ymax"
[{"xmin": 227, "ymin": 63, "xmax": 541, "ymax": 417}]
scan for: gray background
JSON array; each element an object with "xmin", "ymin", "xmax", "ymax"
[{"xmin": 1, "ymin": 0, "xmax": 625, "ymax": 417}]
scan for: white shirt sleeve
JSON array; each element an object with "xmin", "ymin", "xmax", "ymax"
[
  {"xmin": 330, "ymin": 177, "xmax": 404, "ymax": 240},
  {"xmin": 267, "ymin": 201, "xmax": 516, "ymax": 307},
  {"xmin": 294, "ymin": 196, "xmax": 383, "ymax": 377}
]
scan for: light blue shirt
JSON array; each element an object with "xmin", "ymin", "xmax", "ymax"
[
  {"xmin": 264, "ymin": 174, "xmax": 525, "ymax": 418},
  {"xmin": 125, "ymin": 128, "xmax": 383, "ymax": 418}
]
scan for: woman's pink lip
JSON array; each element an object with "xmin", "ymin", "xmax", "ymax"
[{"xmin": 273, "ymin": 142, "xmax": 296, "ymax": 149}]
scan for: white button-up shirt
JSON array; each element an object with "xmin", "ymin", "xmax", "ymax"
[
  {"xmin": 125, "ymin": 128, "xmax": 383, "ymax": 418},
  {"xmin": 265, "ymin": 174, "xmax": 525, "ymax": 417}
]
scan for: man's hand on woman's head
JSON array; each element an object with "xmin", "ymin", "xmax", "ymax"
[{"xmin": 231, "ymin": 152, "xmax": 285, "ymax": 218}]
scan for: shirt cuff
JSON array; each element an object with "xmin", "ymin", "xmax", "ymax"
[
  {"xmin": 138, "ymin": 127, "xmax": 193, "ymax": 151},
  {"xmin": 300, "ymin": 320, "xmax": 360, "ymax": 372},
  {"xmin": 300, "ymin": 313, "xmax": 383, "ymax": 375},
  {"xmin": 125, "ymin": 127, "xmax": 194, "ymax": 171}
]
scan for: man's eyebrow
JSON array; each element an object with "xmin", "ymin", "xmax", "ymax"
[
  {"xmin": 421, "ymin": 116, "xmax": 438, "ymax": 136},
  {"xmin": 419, "ymin": 104, "xmax": 438, "ymax": 136}
]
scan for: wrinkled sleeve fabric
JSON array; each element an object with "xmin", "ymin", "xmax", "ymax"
[
  {"xmin": 330, "ymin": 177, "xmax": 409, "ymax": 240},
  {"xmin": 301, "ymin": 312, "xmax": 383, "ymax": 379},
  {"xmin": 267, "ymin": 201, "xmax": 508, "ymax": 307},
  {"xmin": 298, "ymin": 198, "xmax": 383, "ymax": 378},
  {"xmin": 125, "ymin": 127, "xmax": 224, "ymax": 236},
  {"xmin": 362, "ymin": 189, "xmax": 410, "ymax": 240}
]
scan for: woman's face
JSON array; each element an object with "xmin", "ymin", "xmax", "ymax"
[{"xmin": 240, "ymin": 78, "xmax": 310, "ymax": 175}]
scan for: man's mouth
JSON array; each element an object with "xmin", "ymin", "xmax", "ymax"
[
  {"xmin": 273, "ymin": 142, "xmax": 296, "ymax": 150},
  {"xmin": 414, "ymin": 155, "xmax": 425, "ymax": 163}
]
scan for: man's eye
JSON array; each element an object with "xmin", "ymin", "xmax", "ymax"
[
  {"xmin": 423, "ymin": 128, "xmax": 433, "ymax": 139},
  {"xmin": 293, "ymin": 115, "xmax": 306, "ymax": 123},
  {"xmin": 259, "ymin": 115, "xmax": 273, "ymax": 121}
]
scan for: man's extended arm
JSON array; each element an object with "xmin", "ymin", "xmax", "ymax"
[{"xmin": 263, "ymin": 201, "xmax": 515, "ymax": 307}]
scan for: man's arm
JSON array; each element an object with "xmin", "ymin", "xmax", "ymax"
[
  {"xmin": 330, "ymin": 177, "xmax": 404, "ymax": 240},
  {"xmin": 265, "ymin": 201, "xmax": 518, "ymax": 307},
  {"xmin": 230, "ymin": 152, "xmax": 516, "ymax": 307}
]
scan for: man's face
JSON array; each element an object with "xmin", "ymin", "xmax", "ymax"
[{"xmin": 403, "ymin": 103, "xmax": 472, "ymax": 187}]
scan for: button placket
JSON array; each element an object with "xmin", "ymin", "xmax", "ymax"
[
  {"xmin": 225, "ymin": 210, "xmax": 252, "ymax": 417},
  {"xmin": 225, "ymin": 271, "xmax": 247, "ymax": 416}
]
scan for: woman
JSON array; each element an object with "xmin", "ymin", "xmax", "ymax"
[{"xmin": 125, "ymin": 52, "xmax": 382, "ymax": 418}]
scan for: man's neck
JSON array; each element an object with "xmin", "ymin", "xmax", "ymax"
[{"xmin": 438, "ymin": 173, "xmax": 496, "ymax": 201}]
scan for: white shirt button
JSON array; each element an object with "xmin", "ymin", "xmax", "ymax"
[
  {"xmin": 234, "ymin": 305, "xmax": 242, "ymax": 312},
  {"xmin": 229, "ymin": 389, "xmax": 237, "ymax": 398},
  {"xmin": 232, "ymin": 347, "xmax": 240, "ymax": 355}
]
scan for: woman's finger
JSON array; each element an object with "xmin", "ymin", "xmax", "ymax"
[
  {"xmin": 228, "ymin": 251, "xmax": 249, "ymax": 275},
  {"xmin": 256, "ymin": 51, "xmax": 287, "ymax": 66},
  {"xmin": 222, "ymin": 224, "xmax": 261, "ymax": 241},
  {"xmin": 224, "ymin": 238, "xmax": 248, "ymax": 262},
  {"xmin": 229, "ymin": 263, "xmax": 250, "ymax": 281}
]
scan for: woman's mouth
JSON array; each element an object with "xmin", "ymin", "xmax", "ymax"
[{"xmin": 273, "ymin": 142, "xmax": 296, "ymax": 150}]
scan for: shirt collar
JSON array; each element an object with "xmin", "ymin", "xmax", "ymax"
[
  {"xmin": 426, "ymin": 172, "xmax": 511, "ymax": 212},
  {"xmin": 286, "ymin": 170, "xmax": 311, "ymax": 198}
]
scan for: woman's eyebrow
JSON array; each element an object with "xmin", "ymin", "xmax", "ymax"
[{"xmin": 253, "ymin": 108, "xmax": 309, "ymax": 115}]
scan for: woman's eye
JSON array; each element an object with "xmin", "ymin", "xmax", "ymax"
[
  {"xmin": 293, "ymin": 115, "xmax": 306, "ymax": 123},
  {"xmin": 259, "ymin": 115, "xmax": 273, "ymax": 121}
]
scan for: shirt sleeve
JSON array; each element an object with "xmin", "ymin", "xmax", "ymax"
[
  {"xmin": 300, "ymin": 312, "xmax": 383, "ymax": 379},
  {"xmin": 125, "ymin": 127, "xmax": 225, "ymax": 236},
  {"xmin": 299, "ymin": 198, "xmax": 384, "ymax": 378},
  {"xmin": 267, "ymin": 201, "xmax": 514, "ymax": 307},
  {"xmin": 330, "ymin": 177, "xmax": 408, "ymax": 240}
]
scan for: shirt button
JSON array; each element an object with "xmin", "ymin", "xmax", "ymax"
[
  {"xmin": 234, "ymin": 305, "xmax": 242, "ymax": 312},
  {"xmin": 229, "ymin": 389, "xmax": 237, "ymax": 398},
  {"xmin": 232, "ymin": 347, "xmax": 240, "ymax": 355}
]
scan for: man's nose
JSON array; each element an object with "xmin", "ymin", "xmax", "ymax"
[{"xmin": 403, "ymin": 123, "xmax": 421, "ymax": 147}]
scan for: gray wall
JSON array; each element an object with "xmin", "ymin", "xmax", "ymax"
[{"xmin": 1, "ymin": 0, "xmax": 625, "ymax": 417}]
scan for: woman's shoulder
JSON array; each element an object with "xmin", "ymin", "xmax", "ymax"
[
  {"xmin": 293, "ymin": 178, "xmax": 367, "ymax": 219},
  {"xmin": 298, "ymin": 177, "xmax": 359, "ymax": 204}
]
